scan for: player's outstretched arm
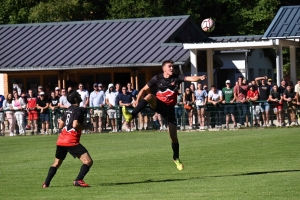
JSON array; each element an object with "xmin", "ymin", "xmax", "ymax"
[
  {"xmin": 132, "ymin": 84, "xmax": 150, "ymax": 107},
  {"xmin": 184, "ymin": 75, "xmax": 207, "ymax": 82}
]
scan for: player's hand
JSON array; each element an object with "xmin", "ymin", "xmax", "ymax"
[
  {"xmin": 58, "ymin": 118, "xmax": 62, "ymax": 123},
  {"xmin": 199, "ymin": 75, "xmax": 207, "ymax": 80},
  {"xmin": 132, "ymin": 100, "xmax": 138, "ymax": 107}
]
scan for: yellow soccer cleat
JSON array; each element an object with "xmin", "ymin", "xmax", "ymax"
[{"xmin": 173, "ymin": 158, "xmax": 184, "ymax": 170}]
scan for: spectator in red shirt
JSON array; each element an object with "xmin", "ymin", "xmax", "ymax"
[
  {"xmin": 234, "ymin": 76, "xmax": 249, "ymax": 127},
  {"xmin": 247, "ymin": 85, "xmax": 259, "ymax": 126}
]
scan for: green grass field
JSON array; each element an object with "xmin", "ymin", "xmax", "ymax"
[{"xmin": 1, "ymin": 128, "xmax": 300, "ymax": 200}]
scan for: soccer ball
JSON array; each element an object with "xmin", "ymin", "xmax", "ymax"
[{"xmin": 201, "ymin": 18, "xmax": 215, "ymax": 33}]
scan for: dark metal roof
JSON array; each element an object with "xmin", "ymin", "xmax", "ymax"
[
  {"xmin": 204, "ymin": 35, "xmax": 265, "ymax": 43},
  {"xmin": 263, "ymin": 6, "xmax": 300, "ymax": 39},
  {"xmin": 0, "ymin": 16, "xmax": 204, "ymax": 71}
]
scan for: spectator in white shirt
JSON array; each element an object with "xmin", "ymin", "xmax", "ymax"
[
  {"xmin": 208, "ymin": 85, "xmax": 223, "ymax": 129},
  {"xmin": 89, "ymin": 83, "xmax": 105, "ymax": 133},
  {"xmin": 106, "ymin": 83, "xmax": 118, "ymax": 132}
]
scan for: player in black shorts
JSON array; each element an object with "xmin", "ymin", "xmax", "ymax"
[
  {"xmin": 123, "ymin": 60, "xmax": 206, "ymax": 170},
  {"xmin": 42, "ymin": 91, "xmax": 93, "ymax": 188}
]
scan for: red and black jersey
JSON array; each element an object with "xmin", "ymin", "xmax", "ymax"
[
  {"xmin": 57, "ymin": 106, "xmax": 86, "ymax": 146},
  {"xmin": 147, "ymin": 73, "xmax": 186, "ymax": 105}
]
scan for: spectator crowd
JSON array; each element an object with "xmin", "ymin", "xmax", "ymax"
[{"xmin": 0, "ymin": 74, "xmax": 299, "ymax": 136}]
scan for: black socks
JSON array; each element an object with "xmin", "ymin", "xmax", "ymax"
[
  {"xmin": 44, "ymin": 166, "xmax": 57, "ymax": 186},
  {"xmin": 132, "ymin": 99, "xmax": 148, "ymax": 118},
  {"xmin": 172, "ymin": 143, "xmax": 179, "ymax": 160},
  {"xmin": 75, "ymin": 164, "xmax": 90, "ymax": 181}
]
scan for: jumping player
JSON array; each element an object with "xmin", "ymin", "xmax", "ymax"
[
  {"xmin": 123, "ymin": 60, "xmax": 206, "ymax": 170},
  {"xmin": 42, "ymin": 91, "xmax": 93, "ymax": 188}
]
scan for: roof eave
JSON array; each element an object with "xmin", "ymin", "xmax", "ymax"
[{"xmin": 0, "ymin": 62, "xmax": 186, "ymax": 72}]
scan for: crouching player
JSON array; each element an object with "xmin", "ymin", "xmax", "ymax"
[{"xmin": 42, "ymin": 91, "xmax": 93, "ymax": 188}]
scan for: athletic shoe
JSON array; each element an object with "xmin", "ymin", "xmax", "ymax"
[
  {"xmin": 9, "ymin": 132, "xmax": 14, "ymax": 137},
  {"xmin": 173, "ymin": 158, "xmax": 184, "ymax": 171},
  {"xmin": 42, "ymin": 183, "xmax": 48, "ymax": 188},
  {"xmin": 73, "ymin": 180, "xmax": 90, "ymax": 187},
  {"xmin": 122, "ymin": 106, "xmax": 132, "ymax": 122}
]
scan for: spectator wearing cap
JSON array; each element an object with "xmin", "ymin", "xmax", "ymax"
[
  {"xmin": 36, "ymin": 91, "xmax": 50, "ymax": 134},
  {"xmin": 89, "ymin": 83, "xmax": 105, "ymax": 133},
  {"xmin": 255, "ymin": 76, "xmax": 271, "ymax": 127},
  {"xmin": 105, "ymin": 83, "xmax": 118, "ymax": 132},
  {"xmin": 54, "ymin": 87, "xmax": 61, "ymax": 98},
  {"xmin": 222, "ymin": 80, "xmax": 237, "ymax": 129}
]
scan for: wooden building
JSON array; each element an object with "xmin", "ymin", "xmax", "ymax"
[{"xmin": 0, "ymin": 15, "xmax": 210, "ymax": 96}]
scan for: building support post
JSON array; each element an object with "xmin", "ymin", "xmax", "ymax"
[
  {"xmin": 207, "ymin": 49, "xmax": 214, "ymax": 88},
  {"xmin": 290, "ymin": 46, "xmax": 297, "ymax": 84},
  {"xmin": 276, "ymin": 45, "xmax": 283, "ymax": 86}
]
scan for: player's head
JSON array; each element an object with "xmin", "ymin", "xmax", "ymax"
[
  {"xmin": 162, "ymin": 60, "xmax": 174, "ymax": 76},
  {"xmin": 67, "ymin": 91, "xmax": 82, "ymax": 106}
]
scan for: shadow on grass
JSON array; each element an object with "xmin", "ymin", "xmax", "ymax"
[{"xmin": 100, "ymin": 169, "xmax": 300, "ymax": 186}]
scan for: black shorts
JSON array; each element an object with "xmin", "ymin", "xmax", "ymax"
[
  {"xmin": 55, "ymin": 144, "xmax": 88, "ymax": 160},
  {"xmin": 153, "ymin": 98, "xmax": 176, "ymax": 124}
]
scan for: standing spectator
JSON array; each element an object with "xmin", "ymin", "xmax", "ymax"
[
  {"xmin": 49, "ymin": 91, "xmax": 60, "ymax": 134},
  {"xmin": 222, "ymin": 80, "xmax": 237, "ymax": 129},
  {"xmin": 127, "ymin": 82, "xmax": 139, "ymax": 130},
  {"xmin": 269, "ymin": 85, "xmax": 283, "ymax": 126},
  {"xmin": 267, "ymin": 79, "xmax": 273, "ymax": 90},
  {"xmin": 21, "ymin": 92, "xmax": 28, "ymax": 130},
  {"xmin": 77, "ymin": 83, "xmax": 90, "ymax": 132},
  {"xmin": 77, "ymin": 83, "xmax": 89, "ymax": 108},
  {"xmin": 189, "ymin": 83, "xmax": 198, "ymax": 129},
  {"xmin": 294, "ymin": 79, "xmax": 300, "ymax": 96},
  {"xmin": 283, "ymin": 84, "xmax": 297, "ymax": 126},
  {"xmin": 12, "ymin": 92, "xmax": 26, "ymax": 135},
  {"xmin": 174, "ymin": 92, "xmax": 183, "ymax": 130},
  {"xmin": 54, "ymin": 87, "xmax": 61, "ymax": 98},
  {"xmin": 255, "ymin": 76, "xmax": 271, "ymax": 127},
  {"xmin": 183, "ymin": 87, "xmax": 195, "ymax": 130},
  {"xmin": 37, "ymin": 92, "xmax": 50, "ymax": 134},
  {"xmin": 247, "ymin": 85, "xmax": 259, "ymax": 126},
  {"xmin": 66, "ymin": 74, "xmax": 78, "ymax": 91},
  {"xmin": 0, "ymin": 94, "xmax": 5, "ymax": 136},
  {"xmin": 89, "ymin": 83, "xmax": 105, "ymax": 133},
  {"xmin": 208, "ymin": 85, "xmax": 223, "ymax": 129},
  {"xmin": 195, "ymin": 83, "xmax": 207, "ymax": 130},
  {"xmin": 3, "ymin": 93, "xmax": 16, "ymax": 136},
  {"xmin": 119, "ymin": 86, "xmax": 135, "ymax": 131},
  {"xmin": 203, "ymin": 84, "xmax": 211, "ymax": 128},
  {"xmin": 285, "ymin": 75, "xmax": 294, "ymax": 90},
  {"xmin": 27, "ymin": 89, "xmax": 38, "ymax": 135},
  {"xmin": 37, "ymin": 86, "xmax": 48, "ymax": 100},
  {"xmin": 59, "ymin": 88, "xmax": 71, "ymax": 109},
  {"xmin": 115, "ymin": 83, "xmax": 123, "ymax": 132},
  {"xmin": 234, "ymin": 76, "xmax": 249, "ymax": 127},
  {"xmin": 106, "ymin": 83, "xmax": 118, "ymax": 132}
]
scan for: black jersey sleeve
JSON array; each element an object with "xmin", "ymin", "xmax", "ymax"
[
  {"xmin": 177, "ymin": 74, "xmax": 186, "ymax": 83},
  {"xmin": 147, "ymin": 75, "xmax": 158, "ymax": 88}
]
